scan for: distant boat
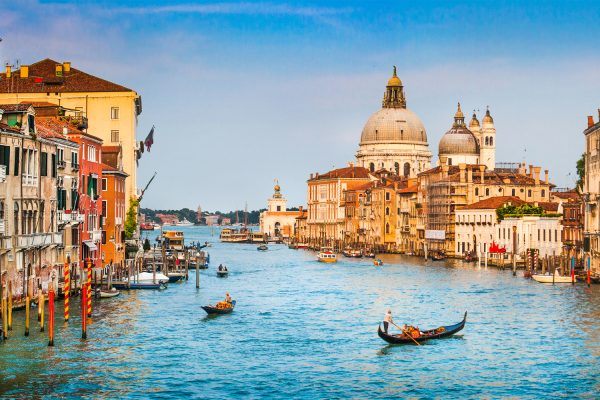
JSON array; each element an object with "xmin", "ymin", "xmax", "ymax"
[
  {"xmin": 202, "ymin": 300, "xmax": 236, "ymax": 315},
  {"xmin": 317, "ymin": 247, "xmax": 337, "ymax": 263},
  {"xmin": 176, "ymin": 218, "xmax": 194, "ymax": 227},
  {"xmin": 98, "ymin": 288, "xmax": 120, "ymax": 298},
  {"xmin": 532, "ymin": 270, "xmax": 575, "ymax": 284},
  {"xmin": 257, "ymin": 244, "xmax": 268, "ymax": 251}
]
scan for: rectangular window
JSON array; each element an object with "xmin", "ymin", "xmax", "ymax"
[
  {"xmin": 102, "ymin": 230, "xmax": 107, "ymax": 244},
  {"xmin": 0, "ymin": 145, "xmax": 9, "ymax": 174},
  {"xmin": 13, "ymin": 148, "xmax": 19, "ymax": 176},
  {"xmin": 40, "ymin": 152, "xmax": 48, "ymax": 176},
  {"xmin": 51, "ymin": 153, "xmax": 57, "ymax": 177},
  {"xmin": 71, "ymin": 189, "xmax": 79, "ymax": 210},
  {"xmin": 111, "ymin": 107, "xmax": 119, "ymax": 120},
  {"xmin": 102, "ymin": 200, "xmax": 107, "ymax": 218},
  {"xmin": 71, "ymin": 151, "xmax": 78, "ymax": 168},
  {"xmin": 102, "ymin": 178, "xmax": 108, "ymax": 191},
  {"xmin": 111, "ymin": 130, "xmax": 119, "ymax": 142}
]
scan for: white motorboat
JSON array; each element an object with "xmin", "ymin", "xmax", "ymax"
[
  {"xmin": 132, "ymin": 272, "xmax": 170, "ymax": 284},
  {"xmin": 532, "ymin": 270, "xmax": 575, "ymax": 284},
  {"xmin": 176, "ymin": 218, "xmax": 194, "ymax": 227}
]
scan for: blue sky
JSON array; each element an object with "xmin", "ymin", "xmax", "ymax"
[{"xmin": 2, "ymin": 1, "xmax": 600, "ymax": 210}]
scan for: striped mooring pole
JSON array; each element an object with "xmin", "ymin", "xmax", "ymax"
[
  {"xmin": 64, "ymin": 258, "xmax": 70, "ymax": 322},
  {"xmin": 86, "ymin": 258, "xmax": 92, "ymax": 317}
]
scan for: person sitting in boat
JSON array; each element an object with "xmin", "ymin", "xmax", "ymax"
[
  {"xmin": 218, "ymin": 264, "xmax": 223, "ymax": 271},
  {"xmin": 223, "ymin": 265, "xmax": 228, "ymax": 272},
  {"xmin": 383, "ymin": 309, "xmax": 394, "ymax": 334},
  {"xmin": 225, "ymin": 292, "xmax": 232, "ymax": 304}
]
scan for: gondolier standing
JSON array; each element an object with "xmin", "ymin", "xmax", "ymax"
[{"xmin": 383, "ymin": 309, "xmax": 393, "ymax": 334}]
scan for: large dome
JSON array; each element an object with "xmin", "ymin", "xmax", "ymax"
[
  {"xmin": 360, "ymin": 107, "xmax": 428, "ymax": 144},
  {"xmin": 438, "ymin": 125, "xmax": 479, "ymax": 155}
]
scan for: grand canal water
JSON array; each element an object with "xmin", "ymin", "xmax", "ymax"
[{"xmin": 1, "ymin": 226, "xmax": 599, "ymax": 399}]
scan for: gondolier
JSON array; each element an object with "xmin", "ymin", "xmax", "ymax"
[{"xmin": 383, "ymin": 309, "xmax": 394, "ymax": 334}]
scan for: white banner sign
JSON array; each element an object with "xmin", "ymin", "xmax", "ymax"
[{"xmin": 425, "ymin": 229, "xmax": 446, "ymax": 240}]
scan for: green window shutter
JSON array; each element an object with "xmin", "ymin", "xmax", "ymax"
[
  {"xmin": 14, "ymin": 148, "xmax": 19, "ymax": 176},
  {"xmin": 40, "ymin": 152, "xmax": 48, "ymax": 176},
  {"xmin": 51, "ymin": 154, "xmax": 57, "ymax": 178},
  {"xmin": 0, "ymin": 145, "xmax": 9, "ymax": 170},
  {"xmin": 87, "ymin": 174, "xmax": 93, "ymax": 196},
  {"xmin": 57, "ymin": 188, "xmax": 62, "ymax": 210}
]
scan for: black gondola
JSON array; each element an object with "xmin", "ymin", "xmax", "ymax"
[
  {"xmin": 202, "ymin": 300, "xmax": 236, "ymax": 315},
  {"xmin": 217, "ymin": 270, "xmax": 229, "ymax": 277},
  {"xmin": 377, "ymin": 312, "xmax": 467, "ymax": 345}
]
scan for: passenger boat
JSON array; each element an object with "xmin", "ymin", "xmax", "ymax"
[
  {"xmin": 202, "ymin": 300, "xmax": 236, "ymax": 315},
  {"xmin": 342, "ymin": 248, "xmax": 363, "ymax": 258},
  {"xmin": 162, "ymin": 230, "xmax": 185, "ymax": 251},
  {"xmin": 378, "ymin": 312, "xmax": 467, "ymax": 345},
  {"xmin": 111, "ymin": 281, "xmax": 167, "ymax": 290},
  {"xmin": 257, "ymin": 244, "xmax": 268, "ymax": 251},
  {"xmin": 140, "ymin": 222, "xmax": 155, "ymax": 231},
  {"xmin": 220, "ymin": 228, "xmax": 250, "ymax": 243},
  {"xmin": 250, "ymin": 232, "xmax": 267, "ymax": 243},
  {"xmin": 296, "ymin": 243, "xmax": 309, "ymax": 249},
  {"xmin": 532, "ymin": 270, "xmax": 576, "ymax": 283},
  {"xmin": 317, "ymin": 247, "xmax": 337, "ymax": 263},
  {"xmin": 176, "ymin": 218, "xmax": 194, "ymax": 226}
]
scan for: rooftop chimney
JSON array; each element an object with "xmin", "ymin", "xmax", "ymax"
[
  {"xmin": 63, "ymin": 62, "xmax": 71, "ymax": 73},
  {"xmin": 310, "ymin": 173, "xmax": 314, "ymax": 180},
  {"xmin": 589, "ymin": 116, "xmax": 595, "ymax": 128},
  {"xmin": 528, "ymin": 164, "xmax": 534, "ymax": 178},
  {"xmin": 533, "ymin": 166, "xmax": 541, "ymax": 185},
  {"xmin": 479, "ymin": 165, "xmax": 485, "ymax": 183},
  {"xmin": 20, "ymin": 65, "xmax": 29, "ymax": 78},
  {"xmin": 5, "ymin": 65, "xmax": 11, "ymax": 78},
  {"xmin": 544, "ymin": 169, "xmax": 549, "ymax": 184}
]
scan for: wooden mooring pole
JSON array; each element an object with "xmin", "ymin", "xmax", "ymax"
[
  {"xmin": 24, "ymin": 296, "xmax": 30, "ymax": 336},
  {"xmin": 48, "ymin": 289, "xmax": 55, "ymax": 346}
]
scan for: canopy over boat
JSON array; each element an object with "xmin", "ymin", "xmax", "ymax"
[
  {"xmin": 202, "ymin": 300, "xmax": 236, "ymax": 315},
  {"xmin": 378, "ymin": 312, "xmax": 467, "ymax": 344}
]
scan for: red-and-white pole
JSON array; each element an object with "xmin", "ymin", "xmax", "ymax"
[
  {"xmin": 48, "ymin": 289, "xmax": 55, "ymax": 346},
  {"xmin": 86, "ymin": 258, "xmax": 92, "ymax": 317},
  {"xmin": 587, "ymin": 255, "xmax": 591, "ymax": 287},
  {"xmin": 571, "ymin": 256, "xmax": 575, "ymax": 285},
  {"xmin": 64, "ymin": 259, "xmax": 70, "ymax": 322},
  {"xmin": 81, "ymin": 285, "xmax": 87, "ymax": 340}
]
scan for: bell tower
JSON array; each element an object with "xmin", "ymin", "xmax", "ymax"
[{"xmin": 480, "ymin": 107, "xmax": 496, "ymax": 170}]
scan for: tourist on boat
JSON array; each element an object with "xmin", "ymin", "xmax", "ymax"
[
  {"xmin": 383, "ymin": 309, "xmax": 394, "ymax": 334},
  {"xmin": 225, "ymin": 292, "xmax": 232, "ymax": 304},
  {"xmin": 218, "ymin": 264, "xmax": 223, "ymax": 271}
]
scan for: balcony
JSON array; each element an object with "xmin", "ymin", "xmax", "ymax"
[
  {"xmin": 91, "ymin": 230, "xmax": 102, "ymax": 242},
  {"xmin": 115, "ymin": 217, "xmax": 123, "ymax": 225},
  {"xmin": 71, "ymin": 162, "xmax": 79, "ymax": 171},
  {"xmin": 75, "ymin": 213, "xmax": 85, "ymax": 223},
  {"xmin": 0, "ymin": 237, "xmax": 11, "ymax": 250},
  {"xmin": 17, "ymin": 232, "xmax": 63, "ymax": 248},
  {"xmin": 0, "ymin": 220, "xmax": 5, "ymax": 235},
  {"xmin": 57, "ymin": 159, "xmax": 66, "ymax": 169},
  {"xmin": 23, "ymin": 174, "xmax": 38, "ymax": 187}
]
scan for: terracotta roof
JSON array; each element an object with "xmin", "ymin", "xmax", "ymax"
[
  {"xmin": 0, "ymin": 103, "xmax": 32, "ymax": 112},
  {"xmin": 551, "ymin": 190, "xmax": 580, "ymax": 201},
  {"xmin": 23, "ymin": 101, "xmax": 59, "ymax": 107},
  {"xmin": 538, "ymin": 202, "xmax": 559, "ymax": 212},
  {"xmin": 0, "ymin": 122, "xmax": 21, "ymax": 134},
  {"xmin": 36, "ymin": 116, "xmax": 83, "ymax": 137},
  {"xmin": 310, "ymin": 166, "xmax": 371, "ymax": 181},
  {"xmin": 398, "ymin": 184, "xmax": 418, "ymax": 194},
  {"xmin": 0, "ymin": 59, "xmax": 133, "ymax": 93},
  {"xmin": 459, "ymin": 196, "xmax": 526, "ymax": 210}
]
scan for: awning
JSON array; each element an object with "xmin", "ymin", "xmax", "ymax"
[{"xmin": 84, "ymin": 241, "xmax": 98, "ymax": 251}]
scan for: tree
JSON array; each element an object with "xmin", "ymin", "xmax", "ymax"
[
  {"xmin": 576, "ymin": 153, "xmax": 585, "ymax": 192},
  {"xmin": 143, "ymin": 238, "xmax": 151, "ymax": 251},
  {"xmin": 124, "ymin": 197, "xmax": 140, "ymax": 240}
]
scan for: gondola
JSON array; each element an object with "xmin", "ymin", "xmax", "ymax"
[
  {"xmin": 377, "ymin": 312, "xmax": 467, "ymax": 345},
  {"xmin": 202, "ymin": 300, "xmax": 236, "ymax": 315},
  {"xmin": 217, "ymin": 270, "xmax": 229, "ymax": 277}
]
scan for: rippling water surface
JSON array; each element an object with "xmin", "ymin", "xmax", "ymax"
[{"xmin": 1, "ymin": 227, "xmax": 599, "ymax": 399}]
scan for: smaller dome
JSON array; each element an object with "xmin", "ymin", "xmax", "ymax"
[
  {"xmin": 469, "ymin": 112, "xmax": 480, "ymax": 128},
  {"xmin": 439, "ymin": 126, "xmax": 480, "ymax": 155},
  {"xmin": 482, "ymin": 108, "xmax": 494, "ymax": 124},
  {"xmin": 387, "ymin": 66, "xmax": 402, "ymax": 87}
]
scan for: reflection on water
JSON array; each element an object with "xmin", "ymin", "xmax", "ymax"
[{"xmin": 1, "ymin": 226, "xmax": 599, "ymax": 399}]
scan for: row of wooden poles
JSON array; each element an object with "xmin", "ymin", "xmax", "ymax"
[{"xmin": 1, "ymin": 258, "xmax": 95, "ymax": 344}]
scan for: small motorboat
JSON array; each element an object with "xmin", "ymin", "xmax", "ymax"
[
  {"xmin": 296, "ymin": 243, "xmax": 309, "ymax": 249},
  {"xmin": 532, "ymin": 270, "xmax": 576, "ymax": 284},
  {"xmin": 342, "ymin": 248, "xmax": 363, "ymax": 258},
  {"xmin": 217, "ymin": 270, "xmax": 229, "ymax": 277},
  {"xmin": 363, "ymin": 251, "xmax": 376, "ymax": 258},
  {"xmin": 202, "ymin": 300, "xmax": 236, "ymax": 315},
  {"xmin": 167, "ymin": 272, "xmax": 186, "ymax": 283},
  {"xmin": 257, "ymin": 244, "xmax": 268, "ymax": 251},
  {"xmin": 430, "ymin": 250, "xmax": 446, "ymax": 261},
  {"xmin": 378, "ymin": 312, "xmax": 467, "ymax": 345},
  {"xmin": 374, "ymin": 259, "xmax": 383, "ymax": 266},
  {"xmin": 317, "ymin": 247, "xmax": 337, "ymax": 263},
  {"xmin": 111, "ymin": 281, "xmax": 167, "ymax": 290},
  {"xmin": 97, "ymin": 287, "xmax": 120, "ymax": 298}
]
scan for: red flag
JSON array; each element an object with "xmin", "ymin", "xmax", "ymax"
[{"xmin": 144, "ymin": 126, "xmax": 154, "ymax": 152}]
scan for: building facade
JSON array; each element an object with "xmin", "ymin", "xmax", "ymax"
[
  {"xmin": 259, "ymin": 183, "xmax": 301, "ymax": 239},
  {"xmin": 101, "ymin": 146, "xmax": 128, "ymax": 268},
  {"xmin": 0, "ymin": 60, "xmax": 141, "ymax": 209},
  {"xmin": 583, "ymin": 110, "xmax": 600, "ymax": 274}
]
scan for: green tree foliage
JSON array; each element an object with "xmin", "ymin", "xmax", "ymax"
[
  {"xmin": 496, "ymin": 203, "xmax": 544, "ymax": 221},
  {"xmin": 124, "ymin": 197, "xmax": 140, "ymax": 239},
  {"xmin": 576, "ymin": 153, "xmax": 585, "ymax": 191}
]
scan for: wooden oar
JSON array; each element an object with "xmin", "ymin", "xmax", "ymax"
[{"xmin": 392, "ymin": 322, "xmax": 421, "ymax": 346}]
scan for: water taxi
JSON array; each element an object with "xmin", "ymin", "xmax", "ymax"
[
  {"xmin": 220, "ymin": 228, "xmax": 250, "ymax": 243},
  {"xmin": 317, "ymin": 247, "xmax": 337, "ymax": 263},
  {"xmin": 532, "ymin": 270, "xmax": 576, "ymax": 284}
]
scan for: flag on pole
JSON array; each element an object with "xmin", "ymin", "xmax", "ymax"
[{"xmin": 144, "ymin": 126, "xmax": 155, "ymax": 152}]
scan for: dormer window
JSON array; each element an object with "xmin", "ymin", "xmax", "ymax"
[{"xmin": 28, "ymin": 114, "xmax": 35, "ymax": 134}]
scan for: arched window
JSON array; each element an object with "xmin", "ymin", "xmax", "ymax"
[
  {"xmin": 485, "ymin": 137, "xmax": 489, "ymax": 146},
  {"xmin": 385, "ymin": 192, "xmax": 390, "ymax": 201},
  {"xmin": 485, "ymin": 188, "xmax": 490, "ymax": 196},
  {"xmin": 385, "ymin": 223, "xmax": 390, "ymax": 234},
  {"xmin": 448, "ymin": 158, "xmax": 453, "ymax": 166},
  {"xmin": 369, "ymin": 163, "xmax": 375, "ymax": 173},
  {"xmin": 541, "ymin": 189, "xmax": 545, "ymax": 198},
  {"xmin": 394, "ymin": 162, "xmax": 399, "ymax": 175},
  {"xmin": 528, "ymin": 189, "xmax": 532, "ymax": 197},
  {"xmin": 475, "ymin": 188, "xmax": 479, "ymax": 196},
  {"xmin": 385, "ymin": 207, "xmax": 390, "ymax": 216},
  {"xmin": 403, "ymin": 162, "xmax": 410, "ymax": 177},
  {"xmin": 489, "ymin": 137, "xmax": 493, "ymax": 146}
]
